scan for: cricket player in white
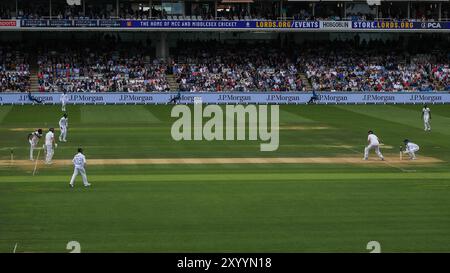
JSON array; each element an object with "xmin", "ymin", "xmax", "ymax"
[
  {"xmin": 59, "ymin": 113, "xmax": 68, "ymax": 142},
  {"xmin": 28, "ymin": 129, "xmax": 43, "ymax": 160},
  {"xmin": 364, "ymin": 130, "xmax": 384, "ymax": 160},
  {"xmin": 44, "ymin": 128, "xmax": 57, "ymax": 164},
  {"xmin": 403, "ymin": 139, "xmax": 420, "ymax": 160},
  {"xmin": 422, "ymin": 104, "xmax": 431, "ymax": 131},
  {"xmin": 60, "ymin": 92, "xmax": 68, "ymax": 112},
  {"xmin": 70, "ymin": 148, "xmax": 91, "ymax": 188}
]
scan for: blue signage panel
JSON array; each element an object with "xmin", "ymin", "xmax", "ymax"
[
  {"xmin": 352, "ymin": 21, "xmax": 450, "ymax": 30},
  {"xmin": 414, "ymin": 21, "xmax": 450, "ymax": 29},
  {"xmin": 20, "ymin": 19, "xmax": 49, "ymax": 27},
  {"xmin": 73, "ymin": 19, "xmax": 100, "ymax": 27},
  {"xmin": 120, "ymin": 20, "xmax": 320, "ymax": 29},
  {"xmin": 18, "ymin": 19, "xmax": 450, "ymax": 30},
  {"xmin": 352, "ymin": 21, "xmax": 415, "ymax": 29},
  {"xmin": 20, "ymin": 19, "xmax": 121, "ymax": 27}
]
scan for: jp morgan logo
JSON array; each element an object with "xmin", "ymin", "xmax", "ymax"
[
  {"xmin": 409, "ymin": 94, "xmax": 442, "ymax": 102},
  {"xmin": 218, "ymin": 94, "xmax": 251, "ymax": 103},
  {"xmin": 171, "ymin": 104, "xmax": 279, "ymax": 151},
  {"xmin": 19, "ymin": 94, "xmax": 53, "ymax": 102},
  {"xmin": 363, "ymin": 94, "xmax": 395, "ymax": 102},
  {"xmin": 266, "ymin": 94, "xmax": 300, "ymax": 102},
  {"xmin": 119, "ymin": 94, "xmax": 153, "ymax": 103},
  {"xmin": 422, "ymin": 22, "xmax": 442, "ymax": 29},
  {"xmin": 319, "ymin": 94, "xmax": 348, "ymax": 103},
  {"xmin": 70, "ymin": 94, "xmax": 104, "ymax": 102}
]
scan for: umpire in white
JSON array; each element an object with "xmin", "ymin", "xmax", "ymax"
[{"xmin": 69, "ymin": 148, "xmax": 91, "ymax": 188}]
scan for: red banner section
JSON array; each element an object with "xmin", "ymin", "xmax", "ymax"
[{"xmin": 0, "ymin": 20, "xmax": 19, "ymax": 28}]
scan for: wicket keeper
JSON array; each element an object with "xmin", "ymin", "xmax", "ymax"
[{"xmin": 402, "ymin": 139, "xmax": 420, "ymax": 160}]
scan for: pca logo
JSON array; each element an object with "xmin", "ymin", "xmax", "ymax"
[{"xmin": 422, "ymin": 22, "xmax": 442, "ymax": 29}]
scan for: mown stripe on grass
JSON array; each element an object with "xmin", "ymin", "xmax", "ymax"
[
  {"xmin": 0, "ymin": 105, "xmax": 12, "ymax": 123},
  {"xmin": 80, "ymin": 105, "xmax": 161, "ymax": 124},
  {"xmin": 337, "ymin": 105, "xmax": 450, "ymax": 135},
  {"xmin": 1, "ymin": 172, "xmax": 450, "ymax": 183}
]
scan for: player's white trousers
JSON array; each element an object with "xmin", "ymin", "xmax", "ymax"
[
  {"xmin": 70, "ymin": 167, "xmax": 89, "ymax": 186},
  {"xmin": 424, "ymin": 118, "xmax": 431, "ymax": 131},
  {"xmin": 62, "ymin": 102, "xmax": 66, "ymax": 111},
  {"xmin": 45, "ymin": 145, "xmax": 54, "ymax": 163},
  {"xmin": 59, "ymin": 127, "xmax": 67, "ymax": 141},
  {"xmin": 364, "ymin": 144, "xmax": 384, "ymax": 159},
  {"xmin": 29, "ymin": 140, "xmax": 35, "ymax": 160},
  {"xmin": 404, "ymin": 147, "xmax": 419, "ymax": 159}
]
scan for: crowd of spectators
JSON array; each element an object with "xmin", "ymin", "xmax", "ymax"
[
  {"xmin": 1, "ymin": 2, "xmax": 448, "ymax": 21},
  {"xmin": 290, "ymin": 7, "xmax": 376, "ymax": 21},
  {"xmin": 171, "ymin": 41, "xmax": 305, "ymax": 92},
  {"xmin": 299, "ymin": 39, "xmax": 449, "ymax": 92},
  {"xmin": 0, "ymin": 4, "xmax": 265, "ymax": 21},
  {"xmin": 36, "ymin": 38, "xmax": 169, "ymax": 92},
  {"xmin": 0, "ymin": 38, "xmax": 448, "ymax": 93},
  {"xmin": 0, "ymin": 45, "xmax": 30, "ymax": 92}
]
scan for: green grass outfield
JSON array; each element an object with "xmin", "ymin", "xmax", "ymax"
[{"xmin": 0, "ymin": 104, "xmax": 449, "ymax": 252}]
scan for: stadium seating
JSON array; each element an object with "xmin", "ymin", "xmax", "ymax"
[
  {"xmin": 1, "ymin": 1, "xmax": 448, "ymax": 22},
  {"xmin": 0, "ymin": 45, "xmax": 30, "ymax": 92},
  {"xmin": 300, "ymin": 40, "xmax": 450, "ymax": 92},
  {"xmin": 172, "ymin": 41, "xmax": 305, "ymax": 92},
  {"xmin": 0, "ymin": 38, "xmax": 448, "ymax": 93},
  {"xmin": 36, "ymin": 42, "xmax": 170, "ymax": 92}
]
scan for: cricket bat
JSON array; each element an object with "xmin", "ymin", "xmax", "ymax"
[{"xmin": 399, "ymin": 146, "xmax": 403, "ymax": 160}]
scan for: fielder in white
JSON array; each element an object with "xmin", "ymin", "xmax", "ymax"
[
  {"xmin": 60, "ymin": 91, "xmax": 68, "ymax": 112},
  {"xmin": 69, "ymin": 148, "xmax": 91, "ymax": 188},
  {"xmin": 59, "ymin": 113, "xmax": 68, "ymax": 142},
  {"xmin": 402, "ymin": 139, "xmax": 420, "ymax": 160},
  {"xmin": 364, "ymin": 130, "xmax": 385, "ymax": 161},
  {"xmin": 44, "ymin": 128, "xmax": 57, "ymax": 164},
  {"xmin": 28, "ymin": 128, "xmax": 43, "ymax": 161},
  {"xmin": 422, "ymin": 104, "xmax": 431, "ymax": 131}
]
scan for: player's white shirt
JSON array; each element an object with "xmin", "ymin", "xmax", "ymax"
[
  {"xmin": 45, "ymin": 131, "xmax": 54, "ymax": 145},
  {"xmin": 423, "ymin": 107, "xmax": 431, "ymax": 119},
  {"xmin": 73, "ymin": 153, "xmax": 86, "ymax": 168},
  {"xmin": 367, "ymin": 134, "xmax": 380, "ymax": 145},
  {"xmin": 406, "ymin": 142, "xmax": 419, "ymax": 151},
  {"xmin": 60, "ymin": 94, "xmax": 68, "ymax": 103},
  {"xmin": 59, "ymin": 117, "xmax": 68, "ymax": 128}
]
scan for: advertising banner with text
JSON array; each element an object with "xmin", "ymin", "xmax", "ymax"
[
  {"xmin": 16, "ymin": 19, "xmax": 450, "ymax": 31},
  {"xmin": 0, "ymin": 92, "xmax": 449, "ymax": 105},
  {"xmin": 0, "ymin": 20, "xmax": 20, "ymax": 29}
]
